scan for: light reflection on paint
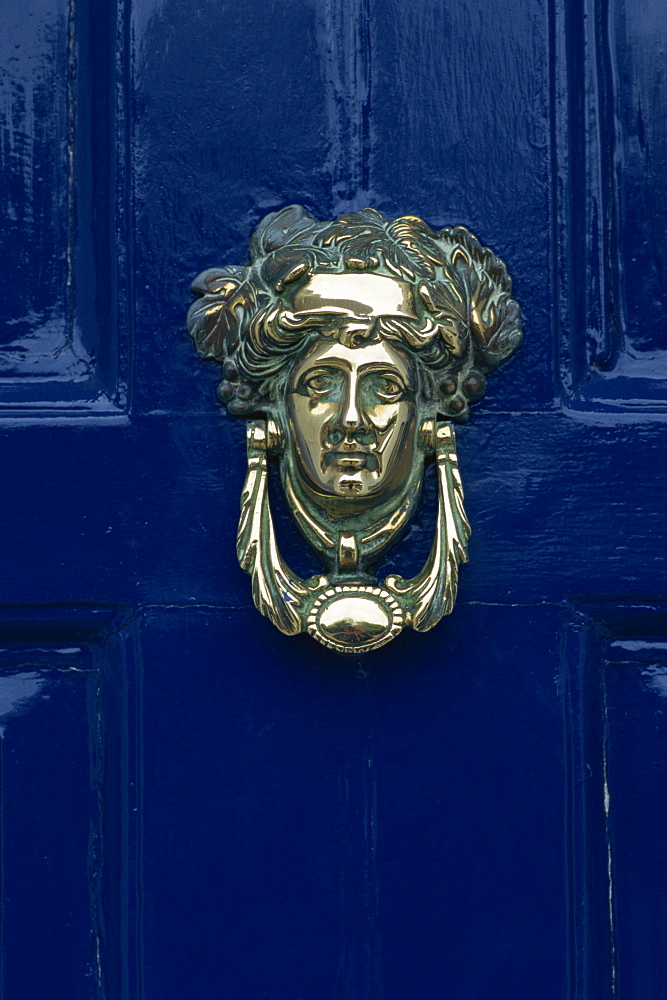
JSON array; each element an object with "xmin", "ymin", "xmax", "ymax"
[
  {"xmin": 0, "ymin": 672, "xmax": 50, "ymax": 736},
  {"xmin": 642, "ymin": 664, "xmax": 667, "ymax": 698}
]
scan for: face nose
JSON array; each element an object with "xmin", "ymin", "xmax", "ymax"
[
  {"xmin": 342, "ymin": 395, "xmax": 361, "ymax": 430},
  {"xmin": 341, "ymin": 373, "xmax": 362, "ymax": 431}
]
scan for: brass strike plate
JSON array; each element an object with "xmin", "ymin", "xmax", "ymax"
[{"xmin": 187, "ymin": 207, "xmax": 521, "ymax": 653}]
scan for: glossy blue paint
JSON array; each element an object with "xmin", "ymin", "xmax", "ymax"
[{"xmin": 0, "ymin": 0, "xmax": 665, "ymax": 997}]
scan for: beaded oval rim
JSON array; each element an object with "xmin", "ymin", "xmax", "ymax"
[{"xmin": 307, "ymin": 585, "xmax": 404, "ymax": 654}]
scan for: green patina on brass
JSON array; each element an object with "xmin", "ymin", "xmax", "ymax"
[{"xmin": 187, "ymin": 206, "xmax": 522, "ymax": 653}]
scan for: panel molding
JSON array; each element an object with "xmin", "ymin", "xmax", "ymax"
[
  {"xmin": 0, "ymin": 0, "xmax": 131, "ymax": 417},
  {"xmin": 551, "ymin": 0, "xmax": 667, "ymax": 415}
]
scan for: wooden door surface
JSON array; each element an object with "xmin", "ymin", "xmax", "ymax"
[{"xmin": 1, "ymin": 0, "xmax": 665, "ymax": 997}]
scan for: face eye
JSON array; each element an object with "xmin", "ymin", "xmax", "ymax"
[
  {"xmin": 307, "ymin": 373, "xmax": 333, "ymax": 392},
  {"xmin": 299, "ymin": 369, "xmax": 342, "ymax": 399},
  {"xmin": 364, "ymin": 372, "xmax": 406, "ymax": 402}
]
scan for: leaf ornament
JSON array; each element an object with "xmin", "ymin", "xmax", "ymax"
[
  {"xmin": 187, "ymin": 266, "xmax": 261, "ymax": 362},
  {"xmin": 417, "ymin": 277, "xmax": 468, "ymax": 357},
  {"xmin": 319, "ymin": 209, "xmax": 446, "ymax": 280},
  {"xmin": 385, "ymin": 423, "xmax": 470, "ymax": 630},
  {"xmin": 250, "ymin": 204, "xmax": 323, "ymax": 256},
  {"xmin": 237, "ymin": 421, "xmax": 327, "ymax": 635},
  {"xmin": 439, "ymin": 227, "xmax": 523, "ymax": 371}
]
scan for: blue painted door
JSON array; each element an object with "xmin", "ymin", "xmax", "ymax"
[{"xmin": 1, "ymin": 0, "xmax": 665, "ymax": 997}]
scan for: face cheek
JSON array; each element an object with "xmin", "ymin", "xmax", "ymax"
[
  {"xmin": 375, "ymin": 400, "xmax": 416, "ymax": 488},
  {"xmin": 287, "ymin": 392, "xmax": 332, "ymax": 486},
  {"xmin": 366, "ymin": 401, "xmax": 400, "ymax": 433}
]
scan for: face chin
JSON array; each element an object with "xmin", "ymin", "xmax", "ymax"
[{"xmin": 327, "ymin": 458, "xmax": 376, "ymax": 498}]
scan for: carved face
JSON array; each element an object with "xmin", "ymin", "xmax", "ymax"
[
  {"xmin": 288, "ymin": 339, "xmax": 417, "ymax": 501},
  {"xmin": 286, "ymin": 274, "xmax": 419, "ymax": 502}
]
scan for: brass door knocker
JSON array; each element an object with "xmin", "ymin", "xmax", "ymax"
[{"xmin": 187, "ymin": 206, "xmax": 522, "ymax": 653}]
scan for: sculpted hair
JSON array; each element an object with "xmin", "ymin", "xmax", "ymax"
[{"xmin": 187, "ymin": 205, "xmax": 523, "ymax": 421}]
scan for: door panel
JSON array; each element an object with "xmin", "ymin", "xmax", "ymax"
[
  {"xmin": 140, "ymin": 605, "xmax": 567, "ymax": 998},
  {"xmin": 606, "ymin": 653, "xmax": 667, "ymax": 1000},
  {"xmin": 0, "ymin": 0, "xmax": 125, "ymax": 411},
  {"xmin": 1, "ymin": 0, "xmax": 665, "ymax": 997},
  {"xmin": 0, "ymin": 610, "xmax": 136, "ymax": 997},
  {"xmin": 600, "ymin": 622, "xmax": 667, "ymax": 999},
  {"xmin": 562, "ymin": 607, "xmax": 667, "ymax": 1000}
]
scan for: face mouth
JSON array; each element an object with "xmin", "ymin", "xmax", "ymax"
[
  {"xmin": 323, "ymin": 450, "xmax": 378, "ymax": 473},
  {"xmin": 338, "ymin": 477, "xmax": 364, "ymax": 495}
]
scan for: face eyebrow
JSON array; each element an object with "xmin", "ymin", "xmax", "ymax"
[
  {"xmin": 357, "ymin": 362, "xmax": 414, "ymax": 389},
  {"xmin": 301, "ymin": 359, "xmax": 352, "ymax": 375},
  {"xmin": 301, "ymin": 359, "xmax": 410, "ymax": 383},
  {"xmin": 358, "ymin": 361, "xmax": 404, "ymax": 375}
]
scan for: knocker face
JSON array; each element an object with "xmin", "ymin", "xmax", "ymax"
[
  {"xmin": 286, "ymin": 275, "xmax": 418, "ymax": 504},
  {"xmin": 287, "ymin": 338, "xmax": 417, "ymax": 502},
  {"xmin": 187, "ymin": 205, "xmax": 522, "ymax": 653}
]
